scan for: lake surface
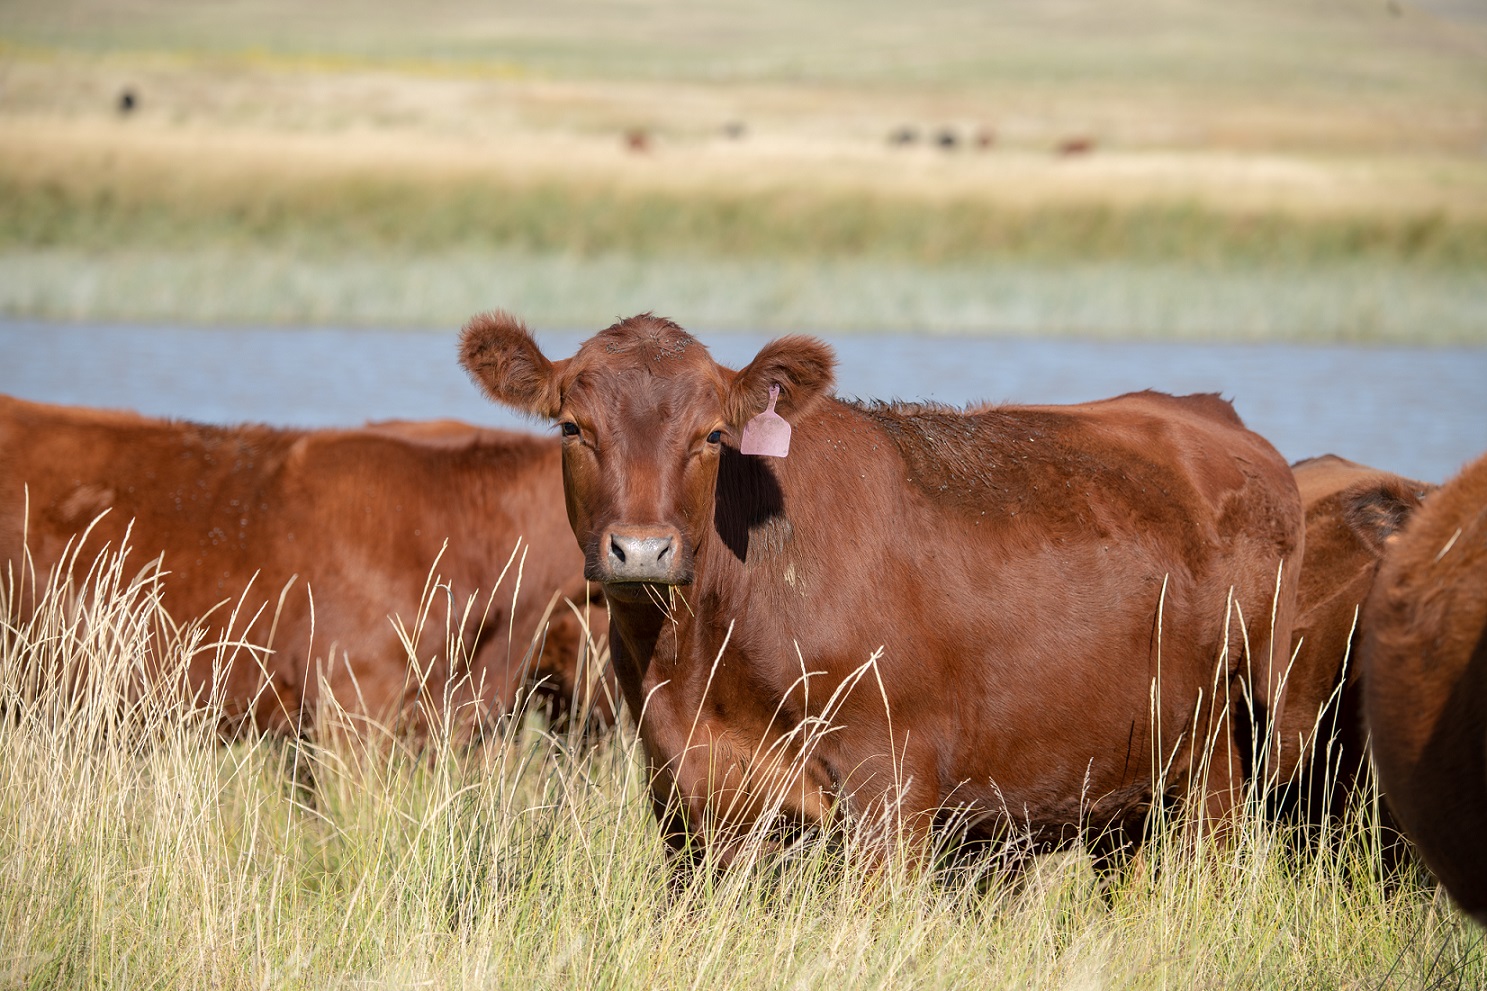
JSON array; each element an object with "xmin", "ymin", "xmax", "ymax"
[{"xmin": 2, "ymin": 321, "xmax": 1483, "ymax": 483}]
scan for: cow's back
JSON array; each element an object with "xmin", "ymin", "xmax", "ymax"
[
  {"xmin": 919, "ymin": 391, "xmax": 1306, "ymax": 796},
  {"xmin": 679, "ymin": 390, "xmax": 1304, "ymax": 847},
  {"xmin": 0, "ymin": 396, "xmax": 301, "ymax": 614},
  {"xmin": 272, "ymin": 423, "xmax": 602, "ymax": 733}
]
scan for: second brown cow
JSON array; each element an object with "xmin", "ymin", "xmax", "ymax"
[{"xmin": 0, "ymin": 396, "xmax": 610, "ymax": 739}]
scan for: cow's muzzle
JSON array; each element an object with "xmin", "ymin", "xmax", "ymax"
[{"xmin": 597, "ymin": 524, "xmax": 690, "ymax": 586}]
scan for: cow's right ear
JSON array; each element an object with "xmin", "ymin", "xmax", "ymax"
[{"xmin": 459, "ymin": 311, "xmax": 563, "ymax": 419}]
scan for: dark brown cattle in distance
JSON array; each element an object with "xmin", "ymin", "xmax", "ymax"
[
  {"xmin": 1280, "ymin": 455, "xmax": 1433, "ymax": 830},
  {"xmin": 0, "ymin": 396, "xmax": 610, "ymax": 739},
  {"xmin": 460, "ymin": 311, "xmax": 1306, "ymax": 868},
  {"xmin": 1363, "ymin": 451, "xmax": 1487, "ymax": 924}
]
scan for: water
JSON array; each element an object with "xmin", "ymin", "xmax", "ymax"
[{"xmin": 2, "ymin": 321, "xmax": 1483, "ymax": 482}]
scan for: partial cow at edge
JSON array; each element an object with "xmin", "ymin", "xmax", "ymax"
[
  {"xmin": 0, "ymin": 395, "xmax": 611, "ymax": 740},
  {"xmin": 460, "ymin": 310, "xmax": 1306, "ymax": 870},
  {"xmin": 1279, "ymin": 455, "xmax": 1434, "ymax": 834},
  {"xmin": 1363, "ymin": 450, "xmax": 1487, "ymax": 924}
]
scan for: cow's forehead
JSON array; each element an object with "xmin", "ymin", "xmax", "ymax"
[
  {"xmin": 564, "ymin": 315, "xmax": 725, "ymax": 403},
  {"xmin": 577, "ymin": 314, "xmax": 705, "ymax": 365}
]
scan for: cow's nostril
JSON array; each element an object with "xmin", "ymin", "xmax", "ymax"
[{"xmin": 610, "ymin": 536, "xmax": 627, "ymax": 564}]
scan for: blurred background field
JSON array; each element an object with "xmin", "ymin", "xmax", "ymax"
[{"xmin": 1, "ymin": 0, "xmax": 1485, "ymax": 341}]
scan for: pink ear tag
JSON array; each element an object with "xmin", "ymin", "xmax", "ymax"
[{"xmin": 739, "ymin": 384, "xmax": 791, "ymax": 457}]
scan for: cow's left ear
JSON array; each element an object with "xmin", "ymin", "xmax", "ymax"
[
  {"xmin": 459, "ymin": 311, "xmax": 565, "ymax": 419},
  {"xmin": 726, "ymin": 335, "xmax": 836, "ymax": 427}
]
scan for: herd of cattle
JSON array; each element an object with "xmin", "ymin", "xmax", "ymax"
[{"xmin": 2, "ymin": 312, "xmax": 1483, "ymax": 920}]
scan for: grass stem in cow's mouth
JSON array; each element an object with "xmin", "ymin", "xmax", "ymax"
[{"xmin": 600, "ymin": 578, "xmax": 693, "ymax": 603}]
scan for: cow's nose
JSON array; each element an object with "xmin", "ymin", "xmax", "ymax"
[{"xmin": 606, "ymin": 532, "xmax": 675, "ymax": 582}]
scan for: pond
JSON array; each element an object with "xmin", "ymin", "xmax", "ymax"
[{"xmin": 2, "ymin": 321, "xmax": 1483, "ymax": 483}]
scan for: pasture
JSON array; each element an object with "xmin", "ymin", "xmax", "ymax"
[
  {"xmin": 4, "ymin": 2, "xmax": 1487, "ymax": 986},
  {"xmin": 1, "ymin": 545, "xmax": 1484, "ymax": 990}
]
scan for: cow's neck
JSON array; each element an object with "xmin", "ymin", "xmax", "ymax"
[{"xmin": 602, "ymin": 591, "xmax": 670, "ymax": 720}]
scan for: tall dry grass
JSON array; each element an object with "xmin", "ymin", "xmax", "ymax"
[{"xmin": 2, "ymin": 541, "xmax": 1483, "ymax": 989}]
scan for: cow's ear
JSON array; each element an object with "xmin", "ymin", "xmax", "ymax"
[
  {"xmin": 726, "ymin": 335, "xmax": 836, "ymax": 427},
  {"xmin": 459, "ymin": 311, "xmax": 564, "ymax": 419},
  {"xmin": 1343, "ymin": 479, "xmax": 1430, "ymax": 555}
]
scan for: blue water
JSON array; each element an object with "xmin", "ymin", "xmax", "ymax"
[{"xmin": 1, "ymin": 321, "xmax": 1483, "ymax": 482}]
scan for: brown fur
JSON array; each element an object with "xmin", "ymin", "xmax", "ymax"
[
  {"xmin": 0, "ymin": 395, "xmax": 610, "ymax": 739},
  {"xmin": 461, "ymin": 313, "xmax": 1306, "ymax": 866},
  {"xmin": 1363, "ymin": 451, "xmax": 1487, "ymax": 923},
  {"xmin": 1281, "ymin": 455, "xmax": 1433, "ymax": 830}
]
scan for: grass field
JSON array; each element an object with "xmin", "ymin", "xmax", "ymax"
[
  {"xmin": 2, "ymin": 546, "xmax": 1485, "ymax": 989},
  {"xmin": 4, "ymin": 7, "xmax": 1486, "ymax": 987},
  {"xmin": 2, "ymin": 0, "xmax": 1485, "ymax": 340}
]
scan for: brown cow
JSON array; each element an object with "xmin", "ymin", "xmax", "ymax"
[
  {"xmin": 0, "ymin": 395, "xmax": 610, "ymax": 739},
  {"xmin": 460, "ymin": 311, "xmax": 1305, "ymax": 868},
  {"xmin": 1363, "ymin": 450, "xmax": 1487, "ymax": 923},
  {"xmin": 1279, "ymin": 455, "xmax": 1433, "ymax": 833}
]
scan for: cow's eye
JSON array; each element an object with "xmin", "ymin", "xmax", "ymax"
[
  {"xmin": 707, "ymin": 429, "xmax": 722, "ymax": 444},
  {"xmin": 560, "ymin": 421, "xmax": 580, "ymax": 437}
]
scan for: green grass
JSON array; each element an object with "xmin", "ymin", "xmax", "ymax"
[
  {"xmin": 6, "ymin": 170, "xmax": 1485, "ymax": 269},
  {"xmin": 4, "ymin": 247, "xmax": 1484, "ymax": 343},
  {"xmin": 3, "ymin": 542, "xmax": 1486, "ymax": 989}
]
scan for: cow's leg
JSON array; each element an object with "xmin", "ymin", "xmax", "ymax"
[{"xmin": 1087, "ymin": 817, "xmax": 1145, "ymax": 880}]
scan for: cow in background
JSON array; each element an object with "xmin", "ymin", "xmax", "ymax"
[{"xmin": 1276, "ymin": 455, "xmax": 1433, "ymax": 840}]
